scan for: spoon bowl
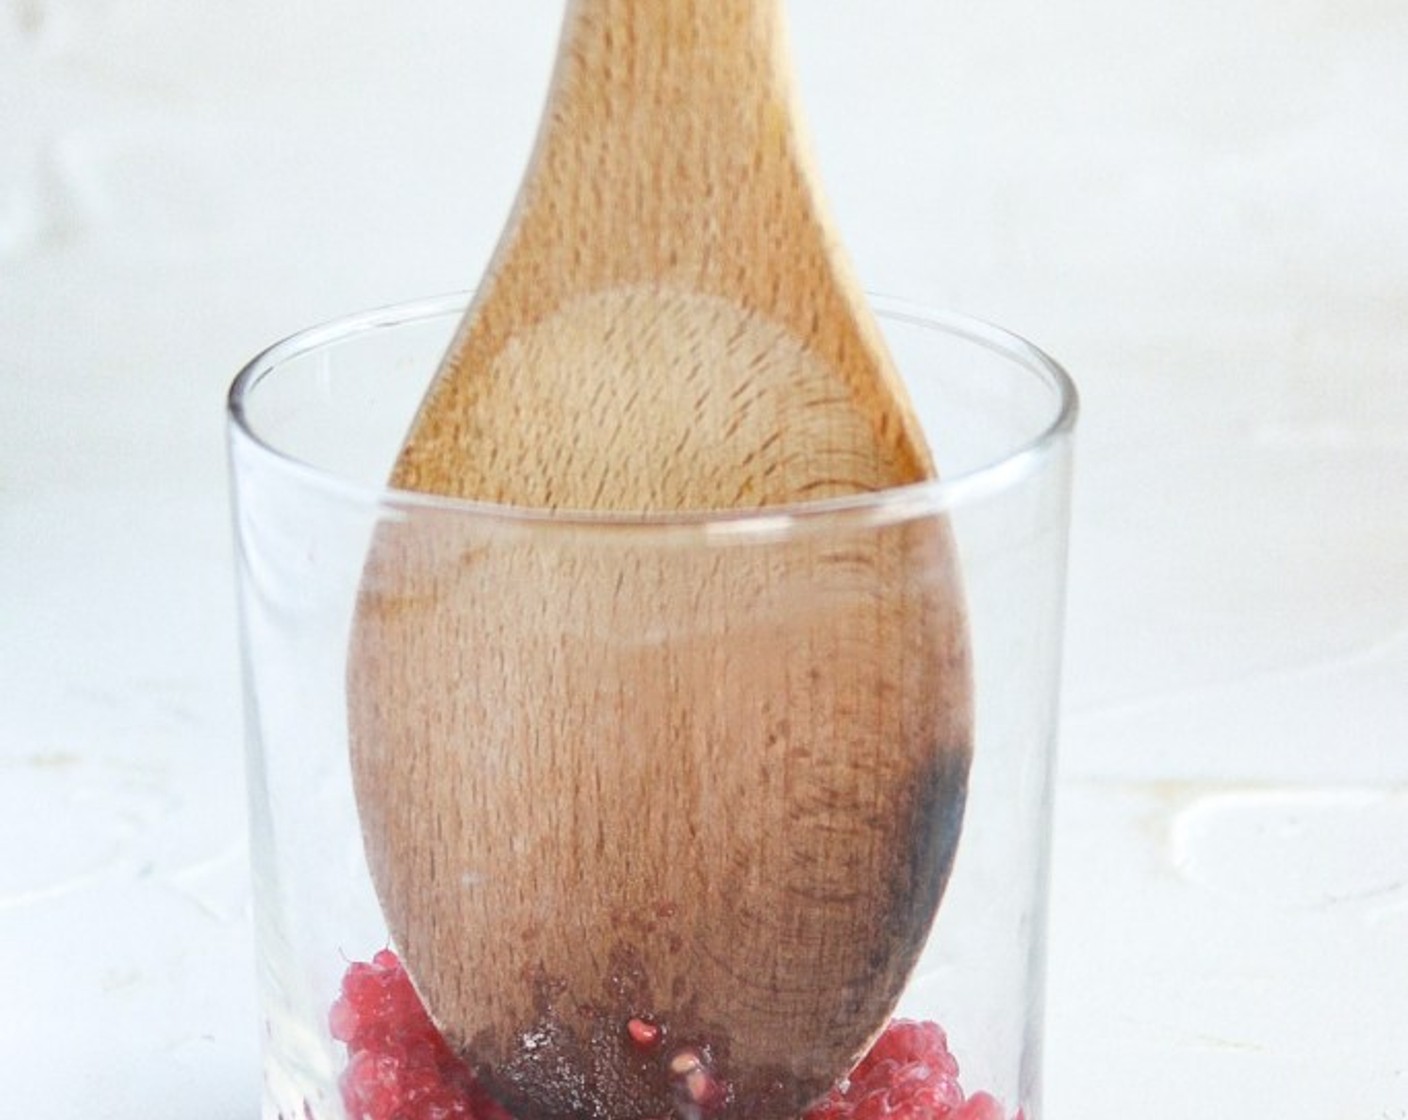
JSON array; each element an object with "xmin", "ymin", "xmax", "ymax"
[{"xmin": 350, "ymin": 493, "xmax": 970, "ymax": 1119}]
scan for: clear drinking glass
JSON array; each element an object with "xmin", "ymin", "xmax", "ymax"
[{"xmin": 227, "ymin": 294, "xmax": 1077, "ymax": 1120}]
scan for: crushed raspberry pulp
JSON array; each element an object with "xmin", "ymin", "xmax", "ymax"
[{"xmin": 329, "ymin": 951, "xmax": 1020, "ymax": 1120}]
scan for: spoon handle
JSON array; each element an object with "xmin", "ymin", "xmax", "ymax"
[
  {"xmin": 493, "ymin": 0, "xmax": 817, "ymax": 299},
  {"xmin": 396, "ymin": 0, "xmax": 933, "ymax": 501}
]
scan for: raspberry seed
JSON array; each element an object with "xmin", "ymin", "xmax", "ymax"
[{"xmin": 628, "ymin": 1016, "xmax": 664, "ymax": 1050}]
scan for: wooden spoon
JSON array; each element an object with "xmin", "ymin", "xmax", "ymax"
[{"xmin": 348, "ymin": 2, "xmax": 972, "ymax": 1118}]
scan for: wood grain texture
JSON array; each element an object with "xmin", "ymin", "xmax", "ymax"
[
  {"xmin": 349, "ymin": 2, "xmax": 972, "ymax": 1117},
  {"xmin": 392, "ymin": 0, "xmax": 931, "ymax": 508},
  {"xmin": 350, "ymin": 516, "xmax": 971, "ymax": 1120}
]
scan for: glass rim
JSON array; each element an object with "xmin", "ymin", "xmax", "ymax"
[{"xmin": 227, "ymin": 291, "xmax": 1078, "ymax": 536}]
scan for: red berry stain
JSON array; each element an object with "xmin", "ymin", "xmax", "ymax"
[{"xmin": 329, "ymin": 951, "xmax": 1019, "ymax": 1120}]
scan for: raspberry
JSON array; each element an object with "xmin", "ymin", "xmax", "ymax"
[
  {"xmin": 802, "ymin": 1021, "xmax": 963, "ymax": 1120},
  {"xmin": 800, "ymin": 1020, "xmax": 1017, "ymax": 1120},
  {"xmin": 948, "ymin": 1093, "xmax": 1008, "ymax": 1120},
  {"xmin": 328, "ymin": 953, "xmax": 1017, "ymax": 1120},
  {"xmin": 329, "ymin": 949, "xmax": 512, "ymax": 1120}
]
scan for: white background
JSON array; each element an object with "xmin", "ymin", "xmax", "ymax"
[{"xmin": 4, "ymin": 1, "xmax": 1407, "ymax": 1117}]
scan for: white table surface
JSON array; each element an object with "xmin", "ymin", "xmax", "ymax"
[{"xmin": 4, "ymin": 2, "xmax": 1406, "ymax": 1117}]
